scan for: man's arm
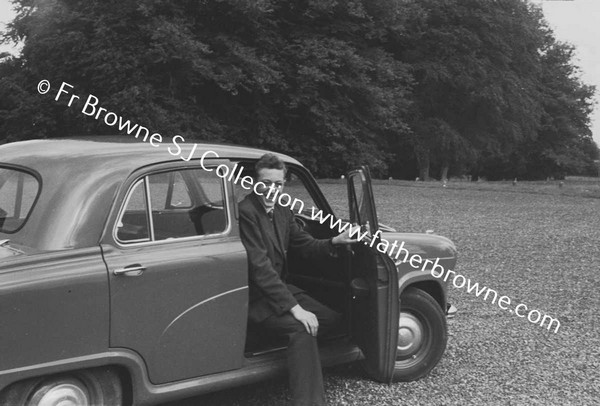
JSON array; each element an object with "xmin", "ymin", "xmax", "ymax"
[
  {"xmin": 285, "ymin": 211, "xmax": 355, "ymax": 336},
  {"xmin": 287, "ymin": 211, "xmax": 334, "ymax": 257},
  {"xmin": 287, "ymin": 210, "xmax": 356, "ymax": 256},
  {"xmin": 239, "ymin": 208, "xmax": 298, "ymax": 315}
]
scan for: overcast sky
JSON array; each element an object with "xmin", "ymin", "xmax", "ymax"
[
  {"xmin": 0, "ymin": 0, "xmax": 19, "ymax": 56},
  {"xmin": 533, "ymin": 0, "xmax": 600, "ymax": 146},
  {"xmin": 1, "ymin": 0, "xmax": 599, "ymax": 145}
]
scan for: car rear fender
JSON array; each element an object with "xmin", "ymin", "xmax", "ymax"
[{"xmin": 0, "ymin": 247, "xmax": 109, "ymax": 373}]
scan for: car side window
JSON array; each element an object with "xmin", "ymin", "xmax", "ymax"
[
  {"xmin": 0, "ymin": 167, "xmax": 39, "ymax": 233},
  {"xmin": 116, "ymin": 179, "xmax": 150, "ymax": 243},
  {"xmin": 349, "ymin": 173, "xmax": 366, "ymax": 225},
  {"xmin": 148, "ymin": 171, "xmax": 193, "ymax": 210},
  {"xmin": 282, "ymin": 172, "xmax": 318, "ymax": 216},
  {"xmin": 116, "ymin": 168, "xmax": 228, "ymax": 244}
]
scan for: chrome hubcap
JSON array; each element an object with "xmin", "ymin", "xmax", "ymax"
[
  {"xmin": 30, "ymin": 382, "xmax": 89, "ymax": 406},
  {"xmin": 397, "ymin": 311, "xmax": 424, "ymax": 360}
]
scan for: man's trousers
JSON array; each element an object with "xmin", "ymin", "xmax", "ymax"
[{"xmin": 259, "ymin": 292, "xmax": 341, "ymax": 406}]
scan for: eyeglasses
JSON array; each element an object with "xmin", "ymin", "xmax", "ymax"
[{"xmin": 257, "ymin": 180, "xmax": 285, "ymax": 188}]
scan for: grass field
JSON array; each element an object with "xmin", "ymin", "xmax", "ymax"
[{"xmin": 169, "ymin": 178, "xmax": 600, "ymax": 406}]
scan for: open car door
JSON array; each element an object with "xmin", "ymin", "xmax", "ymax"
[{"xmin": 347, "ymin": 166, "xmax": 399, "ymax": 383}]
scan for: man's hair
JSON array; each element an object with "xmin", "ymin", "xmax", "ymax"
[{"xmin": 255, "ymin": 153, "xmax": 286, "ymax": 175}]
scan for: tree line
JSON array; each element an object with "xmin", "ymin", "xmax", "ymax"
[{"xmin": 1, "ymin": 0, "xmax": 598, "ymax": 180}]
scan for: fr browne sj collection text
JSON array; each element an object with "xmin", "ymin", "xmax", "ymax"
[{"xmin": 38, "ymin": 80, "xmax": 206, "ymax": 161}]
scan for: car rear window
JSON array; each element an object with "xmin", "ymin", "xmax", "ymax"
[{"xmin": 0, "ymin": 167, "xmax": 40, "ymax": 233}]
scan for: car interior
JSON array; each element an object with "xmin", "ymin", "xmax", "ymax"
[{"xmin": 233, "ymin": 162, "xmax": 357, "ymax": 356}]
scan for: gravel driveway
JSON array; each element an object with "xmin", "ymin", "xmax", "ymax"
[{"xmin": 167, "ymin": 180, "xmax": 600, "ymax": 406}]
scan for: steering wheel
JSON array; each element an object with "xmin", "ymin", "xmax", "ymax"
[{"xmin": 294, "ymin": 215, "xmax": 307, "ymax": 231}]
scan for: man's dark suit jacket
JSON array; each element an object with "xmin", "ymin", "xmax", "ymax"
[{"xmin": 239, "ymin": 192, "xmax": 334, "ymax": 324}]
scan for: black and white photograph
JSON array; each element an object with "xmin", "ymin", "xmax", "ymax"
[{"xmin": 0, "ymin": 0, "xmax": 598, "ymax": 405}]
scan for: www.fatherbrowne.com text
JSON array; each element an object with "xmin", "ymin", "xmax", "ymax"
[{"xmin": 307, "ymin": 208, "xmax": 560, "ymax": 333}]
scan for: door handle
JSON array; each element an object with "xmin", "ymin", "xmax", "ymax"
[
  {"xmin": 113, "ymin": 264, "xmax": 146, "ymax": 276},
  {"xmin": 350, "ymin": 278, "xmax": 369, "ymax": 299}
]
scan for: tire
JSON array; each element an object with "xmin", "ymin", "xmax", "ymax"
[
  {"xmin": 0, "ymin": 367, "xmax": 122, "ymax": 406},
  {"xmin": 392, "ymin": 287, "xmax": 447, "ymax": 382}
]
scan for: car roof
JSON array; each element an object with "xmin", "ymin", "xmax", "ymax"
[
  {"xmin": 0, "ymin": 137, "xmax": 301, "ymax": 250},
  {"xmin": 0, "ymin": 136, "xmax": 301, "ymax": 172}
]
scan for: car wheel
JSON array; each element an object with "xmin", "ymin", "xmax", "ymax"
[
  {"xmin": 0, "ymin": 367, "xmax": 122, "ymax": 406},
  {"xmin": 393, "ymin": 287, "xmax": 447, "ymax": 382}
]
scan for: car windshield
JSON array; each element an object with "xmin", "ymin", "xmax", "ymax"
[{"xmin": 0, "ymin": 167, "xmax": 39, "ymax": 233}]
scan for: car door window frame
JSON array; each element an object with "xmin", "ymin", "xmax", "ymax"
[
  {"xmin": 112, "ymin": 164, "xmax": 231, "ymax": 247},
  {"xmin": 114, "ymin": 178, "xmax": 151, "ymax": 244},
  {"xmin": 346, "ymin": 166, "xmax": 399, "ymax": 383}
]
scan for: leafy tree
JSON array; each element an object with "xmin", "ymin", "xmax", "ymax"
[
  {"xmin": 475, "ymin": 18, "xmax": 598, "ymax": 179},
  {"xmin": 526, "ymin": 41, "xmax": 597, "ymax": 178},
  {"xmin": 1, "ymin": 0, "xmax": 596, "ymax": 179},
  {"xmin": 0, "ymin": 0, "xmax": 413, "ymax": 177},
  {"xmin": 392, "ymin": 0, "xmax": 546, "ymax": 180}
]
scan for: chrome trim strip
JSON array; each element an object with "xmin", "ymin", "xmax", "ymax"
[
  {"xmin": 161, "ymin": 286, "xmax": 248, "ymax": 336},
  {"xmin": 144, "ymin": 176, "xmax": 155, "ymax": 242}
]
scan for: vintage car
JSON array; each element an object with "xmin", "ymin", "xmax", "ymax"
[{"xmin": 0, "ymin": 138, "xmax": 457, "ymax": 406}]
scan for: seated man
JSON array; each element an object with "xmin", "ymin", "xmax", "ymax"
[{"xmin": 239, "ymin": 153, "xmax": 354, "ymax": 406}]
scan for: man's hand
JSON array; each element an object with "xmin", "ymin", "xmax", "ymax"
[
  {"xmin": 331, "ymin": 227, "xmax": 358, "ymax": 245},
  {"xmin": 290, "ymin": 304, "xmax": 319, "ymax": 336}
]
